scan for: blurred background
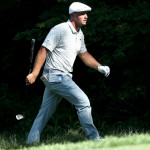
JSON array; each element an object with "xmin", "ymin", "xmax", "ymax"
[{"xmin": 0, "ymin": 0, "xmax": 150, "ymax": 138}]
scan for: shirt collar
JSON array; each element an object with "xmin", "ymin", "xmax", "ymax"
[{"xmin": 67, "ymin": 20, "xmax": 81, "ymax": 34}]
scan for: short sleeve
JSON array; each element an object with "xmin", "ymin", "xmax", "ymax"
[{"xmin": 42, "ymin": 26, "xmax": 61, "ymax": 52}]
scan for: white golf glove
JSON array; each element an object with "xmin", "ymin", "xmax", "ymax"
[{"xmin": 98, "ymin": 65, "xmax": 110, "ymax": 77}]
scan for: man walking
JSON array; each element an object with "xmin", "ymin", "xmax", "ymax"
[{"xmin": 26, "ymin": 2, "xmax": 110, "ymax": 144}]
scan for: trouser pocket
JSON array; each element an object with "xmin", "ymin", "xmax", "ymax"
[{"xmin": 48, "ymin": 74, "xmax": 63, "ymax": 83}]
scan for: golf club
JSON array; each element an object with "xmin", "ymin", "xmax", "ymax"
[{"xmin": 16, "ymin": 39, "xmax": 35, "ymax": 120}]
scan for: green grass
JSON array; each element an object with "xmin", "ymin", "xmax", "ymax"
[{"xmin": 1, "ymin": 130, "xmax": 150, "ymax": 150}]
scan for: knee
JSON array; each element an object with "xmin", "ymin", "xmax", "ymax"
[
  {"xmin": 76, "ymin": 97, "xmax": 91, "ymax": 112},
  {"xmin": 78, "ymin": 105, "xmax": 91, "ymax": 112}
]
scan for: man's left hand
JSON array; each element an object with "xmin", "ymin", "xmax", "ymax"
[{"xmin": 98, "ymin": 65, "xmax": 110, "ymax": 77}]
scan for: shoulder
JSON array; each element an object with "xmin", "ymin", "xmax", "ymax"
[
  {"xmin": 48, "ymin": 22, "xmax": 68, "ymax": 37},
  {"xmin": 53, "ymin": 22, "xmax": 68, "ymax": 31}
]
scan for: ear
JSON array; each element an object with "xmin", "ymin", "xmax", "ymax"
[
  {"xmin": 71, "ymin": 13, "xmax": 77, "ymax": 18},
  {"xmin": 70, "ymin": 13, "xmax": 74, "ymax": 20}
]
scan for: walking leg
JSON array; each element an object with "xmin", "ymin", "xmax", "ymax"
[
  {"xmin": 47, "ymin": 75, "xmax": 101, "ymax": 140},
  {"xmin": 26, "ymin": 87, "xmax": 62, "ymax": 144}
]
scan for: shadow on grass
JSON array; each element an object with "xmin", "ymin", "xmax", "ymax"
[
  {"xmin": 41, "ymin": 128, "xmax": 86, "ymax": 145},
  {"xmin": 0, "ymin": 129, "xmax": 86, "ymax": 149}
]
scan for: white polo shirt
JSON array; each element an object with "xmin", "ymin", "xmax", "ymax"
[{"xmin": 42, "ymin": 20, "xmax": 87, "ymax": 73}]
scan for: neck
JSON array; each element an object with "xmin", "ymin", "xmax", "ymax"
[{"xmin": 70, "ymin": 20, "xmax": 80, "ymax": 31}]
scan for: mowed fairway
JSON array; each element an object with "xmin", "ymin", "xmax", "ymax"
[{"xmin": 11, "ymin": 133, "xmax": 150, "ymax": 150}]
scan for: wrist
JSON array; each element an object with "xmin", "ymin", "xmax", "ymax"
[
  {"xmin": 32, "ymin": 71, "xmax": 39, "ymax": 78},
  {"xmin": 98, "ymin": 65, "xmax": 102, "ymax": 71}
]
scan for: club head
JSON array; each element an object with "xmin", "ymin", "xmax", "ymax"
[{"xmin": 16, "ymin": 114, "xmax": 24, "ymax": 120}]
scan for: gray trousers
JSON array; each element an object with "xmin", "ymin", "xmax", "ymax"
[{"xmin": 26, "ymin": 73, "xmax": 100, "ymax": 144}]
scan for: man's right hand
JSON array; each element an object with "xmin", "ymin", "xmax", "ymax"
[{"xmin": 26, "ymin": 73, "xmax": 37, "ymax": 85}]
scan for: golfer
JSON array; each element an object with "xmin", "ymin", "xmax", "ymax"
[{"xmin": 26, "ymin": 2, "xmax": 110, "ymax": 144}]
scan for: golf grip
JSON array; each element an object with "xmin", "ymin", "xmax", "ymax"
[{"xmin": 29, "ymin": 39, "xmax": 35, "ymax": 73}]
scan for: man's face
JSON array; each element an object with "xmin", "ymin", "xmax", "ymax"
[{"xmin": 74, "ymin": 11, "xmax": 88, "ymax": 27}]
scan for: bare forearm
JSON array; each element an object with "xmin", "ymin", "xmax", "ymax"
[
  {"xmin": 26, "ymin": 47, "xmax": 47, "ymax": 85},
  {"xmin": 78, "ymin": 51, "xmax": 100, "ymax": 70},
  {"xmin": 32, "ymin": 47, "xmax": 47, "ymax": 77}
]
